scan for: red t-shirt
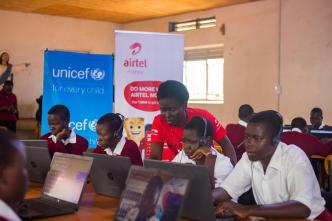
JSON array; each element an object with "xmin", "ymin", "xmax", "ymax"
[
  {"xmin": 0, "ymin": 90, "xmax": 17, "ymax": 121},
  {"xmin": 151, "ymin": 108, "xmax": 227, "ymax": 158},
  {"xmin": 93, "ymin": 138, "xmax": 143, "ymax": 166},
  {"xmin": 40, "ymin": 132, "xmax": 88, "ymax": 157}
]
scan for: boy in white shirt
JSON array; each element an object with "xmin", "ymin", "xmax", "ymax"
[
  {"xmin": 0, "ymin": 130, "xmax": 28, "ymax": 221},
  {"xmin": 172, "ymin": 117, "xmax": 233, "ymax": 189},
  {"xmin": 213, "ymin": 110, "xmax": 331, "ymax": 220}
]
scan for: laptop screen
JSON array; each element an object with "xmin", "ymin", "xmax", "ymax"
[
  {"xmin": 115, "ymin": 166, "xmax": 190, "ymax": 221},
  {"xmin": 42, "ymin": 153, "xmax": 93, "ymax": 204}
]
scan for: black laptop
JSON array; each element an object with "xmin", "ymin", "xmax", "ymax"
[
  {"xmin": 83, "ymin": 152, "xmax": 132, "ymax": 198},
  {"xmin": 144, "ymin": 160, "xmax": 240, "ymax": 221},
  {"xmin": 25, "ymin": 146, "xmax": 51, "ymax": 183},
  {"xmin": 18, "ymin": 152, "xmax": 93, "ymax": 220},
  {"xmin": 22, "ymin": 140, "xmax": 48, "ymax": 148}
]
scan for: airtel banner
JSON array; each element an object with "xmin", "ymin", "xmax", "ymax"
[{"xmin": 114, "ymin": 31, "xmax": 183, "ymax": 160}]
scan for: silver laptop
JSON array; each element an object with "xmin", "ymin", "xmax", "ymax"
[
  {"xmin": 25, "ymin": 146, "xmax": 51, "ymax": 183},
  {"xmin": 18, "ymin": 152, "xmax": 93, "ymax": 220},
  {"xmin": 144, "ymin": 159, "xmax": 216, "ymax": 221},
  {"xmin": 22, "ymin": 140, "xmax": 48, "ymax": 148},
  {"xmin": 83, "ymin": 152, "xmax": 131, "ymax": 198}
]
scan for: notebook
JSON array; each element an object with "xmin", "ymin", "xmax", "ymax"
[
  {"xmin": 114, "ymin": 166, "xmax": 190, "ymax": 221},
  {"xmin": 18, "ymin": 152, "xmax": 93, "ymax": 220},
  {"xmin": 25, "ymin": 146, "xmax": 51, "ymax": 183},
  {"xmin": 83, "ymin": 152, "xmax": 131, "ymax": 197}
]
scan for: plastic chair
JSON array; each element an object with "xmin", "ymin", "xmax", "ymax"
[
  {"xmin": 324, "ymin": 155, "xmax": 332, "ymax": 191},
  {"xmin": 310, "ymin": 154, "xmax": 325, "ymax": 188}
]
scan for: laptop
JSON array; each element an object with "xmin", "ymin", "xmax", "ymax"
[
  {"xmin": 22, "ymin": 140, "xmax": 48, "ymax": 148},
  {"xmin": 310, "ymin": 130, "xmax": 332, "ymax": 139},
  {"xmin": 114, "ymin": 166, "xmax": 190, "ymax": 221},
  {"xmin": 25, "ymin": 146, "xmax": 51, "ymax": 183},
  {"xmin": 83, "ymin": 152, "xmax": 132, "ymax": 198},
  {"xmin": 18, "ymin": 152, "xmax": 93, "ymax": 220},
  {"xmin": 144, "ymin": 159, "xmax": 216, "ymax": 221}
]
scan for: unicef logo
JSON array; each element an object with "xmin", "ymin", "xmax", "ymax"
[
  {"xmin": 90, "ymin": 68, "xmax": 105, "ymax": 80},
  {"xmin": 88, "ymin": 119, "xmax": 98, "ymax": 132}
]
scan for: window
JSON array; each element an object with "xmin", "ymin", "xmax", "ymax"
[
  {"xmin": 169, "ymin": 17, "xmax": 216, "ymax": 32},
  {"xmin": 183, "ymin": 45, "xmax": 224, "ymax": 103}
]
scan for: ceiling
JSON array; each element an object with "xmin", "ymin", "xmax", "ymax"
[{"xmin": 0, "ymin": 0, "xmax": 260, "ymax": 23}]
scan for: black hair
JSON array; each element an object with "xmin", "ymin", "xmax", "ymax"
[
  {"xmin": 4, "ymin": 80, "xmax": 13, "ymax": 86},
  {"xmin": 97, "ymin": 113, "xmax": 123, "ymax": 133},
  {"xmin": 311, "ymin": 107, "xmax": 323, "ymax": 116},
  {"xmin": 48, "ymin": 104, "xmax": 70, "ymax": 122},
  {"xmin": 157, "ymin": 80, "xmax": 189, "ymax": 105},
  {"xmin": 184, "ymin": 116, "xmax": 213, "ymax": 138},
  {"xmin": 291, "ymin": 117, "xmax": 307, "ymax": 131},
  {"xmin": 238, "ymin": 104, "xmax": 254, "ymax": 121},
  {"xmin": 249, "ymin": 110, "xmax": 283, "ymax": 142},
  {"xmin": 0, "ymin": 52, "xmax": 9, "ymax": 65},
  {"xmin": 0, "ymin": 130, "xmax": 21, "ymax": 176}
]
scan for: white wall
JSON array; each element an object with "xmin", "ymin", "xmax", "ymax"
[
  {"xmin": 121, "ymin": 0, "xmax": 332, "ymax": 125},
  {"xmin": 1, "ymin": 0, "xmax": 332, "ymax": 126},
  {"xmin": 0, "ymin": 10, "xmax": 119, "ymax": 118}
]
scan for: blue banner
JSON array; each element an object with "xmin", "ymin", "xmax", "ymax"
[{"xmin": 41, "ymin": 50, "xmax": 113, "ymax": 147}]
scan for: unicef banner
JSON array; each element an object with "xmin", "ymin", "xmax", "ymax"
[
  {"xmin": 42, "ymin": 50, "xmax": 113, "ymax": 147},
  {"xmin": 114, "ymin": 30, "xmax": 183, "ymax": 146}
]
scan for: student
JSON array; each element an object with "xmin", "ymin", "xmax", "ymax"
[
  {"xmin": 172, "ymin": 117, "xmax": 233, "ymax": 189},
  {"xmin": 40, "ymin": 104, "xmax": 88, "ymax": 157},
  {"xmin": 0, "ymin": 81, "xmax": 18, "ymax": 132},
  {"xmin": 213, "ymin": 110, "xmax": 331, "ymax": 220},
  {"xmin": 150, "ymin": 80, "xmax": 237, "ymax": 165},
  {"xmin": 310, "ymin": 107, "xmax": 332, "ymax": 131},
  {"xmin": 0, "ymin": 130, "xmax": 28, "ymax": 221},
  {"xmin": 281, "ymin": 117, "xmax": 329, "ymax": 157},
  {"xmin": 226, "ymin": 104, "xmax": 254, "ymax": 160},
  {"xmin": 93, "ymin": 113, "xmax": 143, "ymax": 166}
]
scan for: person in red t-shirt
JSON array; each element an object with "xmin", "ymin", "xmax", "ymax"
[
  {"xmin": 226, "ymin": 104, "xmax": 254, "ymax": 161},
  {"xmin": 93, "ymin": 113, "xmax": 143, "ymax": 166},
  {"xmin": 0, "ymin": 130, "xmax": 28, "ymax": 221},
  {"xmin": 40, "ymin": 105, "xmax": 88, "ymax": 157},
  {"xmin": 150, "ymin": 80, "xmax": 237, "ymax": 165},
  {"xmin": 0, "ymin": 81, "xmax": 18, "ymax": 132},
  {"xmin": 281, "ymin": 117, "xmax": 329, "ymax": 157}
]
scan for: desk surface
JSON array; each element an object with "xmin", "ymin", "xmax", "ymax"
[{"xmin": 25, "ymin": 183, "xmax": 308, "ymax": 221}]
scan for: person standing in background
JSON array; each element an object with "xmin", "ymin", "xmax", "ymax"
[
  {"xmin": 0, "ymin": 52, "xmax": 30, "ymax": 85},
  {"xmin": 0, "ymin": 81, "xmax": 18, "ymax": 133}
]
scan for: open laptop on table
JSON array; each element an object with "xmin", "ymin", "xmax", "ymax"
[
  {"xmin": 22, "ymin": 140, "xmax": 48, "ymax": 148},
  {"xmin": 83, "ymin": 152, "xmax": 132, "ymax": 198},
  {"xmin": 25, "ymin": 146, "xmax": 51, "ymax": 183},
  {"xmin": 144, "ymin": 160, "xmax": 239, "ymax": 221},
  {"xmin": 310, "ymin": 130, "xmax": 332, "ymax": 139},
  {"xmin": 114, "ymin": 165, "xmax": 191, "ymax": 221},
  {"xmin": 18, "ymin": 152, "xmax": 93, "ymax": 220}
]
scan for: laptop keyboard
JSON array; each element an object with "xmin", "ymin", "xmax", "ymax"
[{"xmin": 19, "ymin": 200, "xmax": 62, "ymax": 215}]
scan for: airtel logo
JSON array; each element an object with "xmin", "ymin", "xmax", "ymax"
[{"xmin": 129, "ymin": 42, "xmax": 142, "ymax": 55}]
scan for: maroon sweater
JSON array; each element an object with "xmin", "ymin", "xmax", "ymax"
[
  {"xmin": 93, "ymin": 138, "xmax": 143, "ymax": 166},
  {"xmin": 281, "ymin": 131, "xmax": 330, "ymax": 157},
  {"xmin": 40, "ymin": 132, "xmax": 88, "ymax": 157},
  {"xmin": 226, "ymin": 123, "xmax": 246, "ymax": 160}
]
